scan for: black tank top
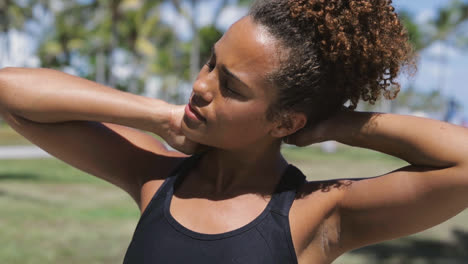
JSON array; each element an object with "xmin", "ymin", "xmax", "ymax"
[{"xmin": 123, "ymin": 155, "xmax": 306, "ymax": 264}]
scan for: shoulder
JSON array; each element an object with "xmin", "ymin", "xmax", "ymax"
[{"xmin": 138, "ymin": 155, "xmax": 196, "ymax": 213}]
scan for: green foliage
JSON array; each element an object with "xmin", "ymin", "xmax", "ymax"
[
  {"xmin": 198, "ymin": 25, "xmax": 223, "ymax": 68},
  {"xmin": 400, "ymin": 11, "xmax": 425, "ymax": 51},
  {"xmin": 0, "ymin": 0, "xmax": 33, "ymax": 32},
  {"xmin": 36, "ymin": 1, "xmax": 175, "ymax": 85},
  {"xmin": 237, "ymin": 0, "xmax": 253, "ymax": 6},
  {"xmin": 393, "ymin": 86, "xmax": 447, "ymax": 113},
  {"xmin": 400, "ymin": 0, "xmax": 468, "ymax": 52}
]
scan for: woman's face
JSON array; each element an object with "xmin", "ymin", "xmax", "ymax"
[{"xmin": 181, "ymin": 16, "xmax": 282, "ymax": 150}]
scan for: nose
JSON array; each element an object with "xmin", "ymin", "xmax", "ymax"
[{"xmin": 191, "ymin": 72, "xmax": 214, "ymax": 106}]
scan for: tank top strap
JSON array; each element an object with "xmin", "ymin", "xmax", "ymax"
[
  {"xmin": 269, "ymin": 165, "xmax": 306, "ymax": 216},
  {"xmin": 155, "ymin": 153, "xmax": 204, "ymax": 200}
]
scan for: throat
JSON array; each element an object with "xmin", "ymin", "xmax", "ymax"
[{"xmin": 191, "ymin": 147, "xmax": 288, "ymax": 198}]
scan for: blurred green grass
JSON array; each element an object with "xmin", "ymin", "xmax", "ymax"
[
  {"xmin": 0, "ymin": 128, "xmax": 467, "ymax": 263},
  {"xmin": 0, "ymin": 124, "xmax": 33, "ymax": 146},
  {"xmin": 0, "ymin": 159, "xmax": 139, "ymax": 264}
]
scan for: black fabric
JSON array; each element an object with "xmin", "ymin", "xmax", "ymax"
[{"xmin": 123, "ymin": 155, "xmax": 306, "ymax": 264}]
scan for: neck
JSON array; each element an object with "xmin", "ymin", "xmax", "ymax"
[{"xmin": 197, "ymin": 140, "xmax": 288, "ymax": 196}]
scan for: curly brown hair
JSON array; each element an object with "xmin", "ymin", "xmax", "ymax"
[{"xmin": 249, "ymin": 0, "xmax": 415, "ymax": 125}]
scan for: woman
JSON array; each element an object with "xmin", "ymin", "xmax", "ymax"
[{"xmin": 0, "ymin": 0, "xmax": 467, "ymax": 263}]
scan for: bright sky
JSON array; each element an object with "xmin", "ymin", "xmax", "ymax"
[{"xmin": 394, "ymin": 0, "xmax": 468, "ymax": 120}]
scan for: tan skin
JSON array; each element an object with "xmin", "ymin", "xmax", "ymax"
[{"xmin": 0, "ymin": 16, "xmax": 467, "ymax": 263}]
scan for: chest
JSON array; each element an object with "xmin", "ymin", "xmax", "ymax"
[
  {"xmin": 169, "ymin": 190, "xmax": 340, "ymax": 264},
  {"xmin": 137, "ymin": 177, "xmax": 341, "ymax": 264},
  {"xmin": 169, "ymin": 193, "xmax": 270, "ymax": 234},
  {"xmin": 128, "ymin": 183, "xmax": 298, "ymax": 264}
]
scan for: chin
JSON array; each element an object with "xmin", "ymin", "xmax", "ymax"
[
  {"xmin": 181, "ymin": 122, "xmax": 212, "ymax": 146},
  {"xmin": 181, "ymin": 120, "xmax": 265, "ymax": 151}
]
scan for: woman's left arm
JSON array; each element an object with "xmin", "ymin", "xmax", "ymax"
[{"xmin": 292, "ymin": 111, "xmax": 468, "ymax": 253}]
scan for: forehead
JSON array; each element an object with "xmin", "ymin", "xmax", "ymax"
[{"xmin": 216, "ymin": 16, "xmax": 280, "ymax": 91}]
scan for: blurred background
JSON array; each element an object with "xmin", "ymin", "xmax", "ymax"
[{"xmin": 0, "ymin": 0, "xmax": 467, "ymax": 263}]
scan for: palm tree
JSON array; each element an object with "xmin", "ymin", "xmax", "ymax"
[
  {"xmin": 37, "ymin": 0, "xmax": 169, "ymax": 85},
  {"xmin": 170, "ymin": 0, "xmax": 251, "ymax": 81},
  {"xmin": 37, "ymin": 1, "xmax": 98, "ymax": 70}
]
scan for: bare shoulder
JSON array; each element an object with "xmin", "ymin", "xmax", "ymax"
[{"xmin": 138, "ymin": 155, "xmax": 187, "ymax": 213}]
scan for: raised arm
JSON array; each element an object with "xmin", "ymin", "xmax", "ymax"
[
  {"xmin": 0, "ymin": 67, "xmax": 171, "ymax": 130},
  {"xmin": 0, "ymin": 67, "xmax": 195, "ymax": 206},
  {"xmin": 289, "ymin": 111, "xmax": 468, "ymax": 257}
]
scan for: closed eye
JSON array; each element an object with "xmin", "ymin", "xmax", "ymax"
[
  {"xmin": 206, "ymin": 45, "xmax": 248, "ymax": 100},
  {"xmin": 220, "ymin": 79, "xmax": 242, "ymax": 97},
  {"xmin": 205, "ymin": 48, "xmax": 216, "ymax": 72},
  {"xmin": 206, "ymin": 60, "xmax": 215, "ymax": 72}
]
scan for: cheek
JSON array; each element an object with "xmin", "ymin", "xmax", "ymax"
[
  {"xmin": 182, "ymin": 100, "xmax": 274, "ymax": 149},
  {"xmin": 219, "ymin": 102, "xmax": 266, "ymax": 125},
  {"xmin": 211, "ymin": 103, "xmax": 271, "ymax": 143}
]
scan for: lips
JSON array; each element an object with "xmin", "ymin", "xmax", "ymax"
[{"xmin": 185, "ymin": 103, "xmax": 206, "ymax": 122}]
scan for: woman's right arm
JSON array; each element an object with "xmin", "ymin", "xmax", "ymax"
[{"xmin": 0, "ymin": 67, "xmax": 191, "ymax": 207}]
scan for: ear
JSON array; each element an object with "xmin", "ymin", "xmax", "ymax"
[{"xmin": 270, "ymin": 112, "xmax": 307, "ymax": 138}]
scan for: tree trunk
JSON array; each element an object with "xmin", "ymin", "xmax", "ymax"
[
  {"xmin": 96, "ymin": 51, "xmax": 106, "ymax": 84},
  {"xmin": 189, "ymin": 0, "xmax": 200, "ymax": 82},
  {"xmin": 171, "ymin": 0, "xmax": 201, "ymax": 81},
  {"xmin": 108, "ymin": 0, "xmax": 121, "ymax": 88},
  {"xmin": 107, "ymin": 49, "xmax": 116, "ymax": 87},
  {"xmin": 0, "ymin": 34, "xmax": 6, "ymax": 67},
  {"xmin": 190, "ymin": 26, "xmax": 200, "ymax": 82}
]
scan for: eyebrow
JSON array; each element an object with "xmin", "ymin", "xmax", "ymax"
[{"xmin": 212, "ymin": 45, "xmax": 251, "ymax": 90}]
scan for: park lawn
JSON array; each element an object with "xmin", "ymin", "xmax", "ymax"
[
  {"xmin": 0, "ymin": 124, "xmax": 32, "ymax": 146},
  {"xmin": 0, "ymin": 147, "xmax": 467, "ymax": 264},
  {"xmin": 0, "ymin": 159, "xmax": 139, "ymax": 264}
]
